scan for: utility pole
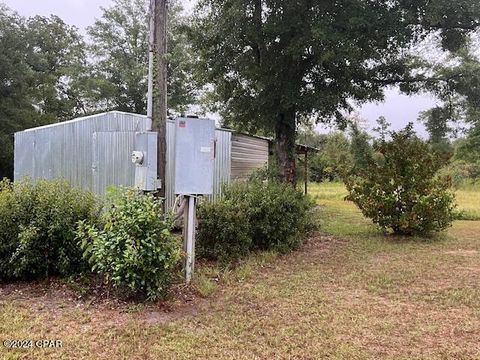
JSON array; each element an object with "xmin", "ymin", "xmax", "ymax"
[{"xmin": 149, "ymin": 0, "xmax": 168, "ymax": 200}]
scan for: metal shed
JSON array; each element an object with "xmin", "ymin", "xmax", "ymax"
[
  {"xmin": 14, "ymin": 111, "xmax": 269, "ymax": 209},
  {"xmin": 231, "ymin": 134, "xmax": 270, "ymax": 180}
]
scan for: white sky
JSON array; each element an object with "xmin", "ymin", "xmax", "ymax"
[{"xmin": 2, "ymin": 0, "xmax": 436, "ymax": 137}]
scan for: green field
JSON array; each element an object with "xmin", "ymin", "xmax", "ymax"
[{"xmin": 1, "ymin": 182, "xmax": 480, "ymax": 359}]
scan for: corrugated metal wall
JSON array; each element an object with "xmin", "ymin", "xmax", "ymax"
[
  {"xmin": 14, "ymin": 111, "xmax": 150, "ymax": 190},
  {"xmin": 14, "ymin": 111, "xmax": 235, "ymax": 209},
  {"xmin": 211, "ymin": 130, "xmax": 232, "ymax": 200},
  {"xmin": 165, "ymin": 121, "xmax": 176, "ymax": 210},
  {"xmin": 92, "ymin": 132, "xmax": 137, "ymax": 195},
  {"xmin": 231, "ymin": 134, "xmax": 269, "ymax": 180}
]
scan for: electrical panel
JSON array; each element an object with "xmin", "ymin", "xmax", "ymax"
[
  {"xmin": 174, "ymin": 117, "xmax": 215, "ymax": 195},
  {"xmin": 133, "ymin": 131, "xmax": 158, "ymax": 191}
]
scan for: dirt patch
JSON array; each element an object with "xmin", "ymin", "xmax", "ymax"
[
  {"xmin": 445, "ymin": 249, "xmax": 479, "ymax": 256},
  {"xmin": 459, "ymin": 266, "xmax": 480, "ymax": 273},
  {"xmin": 0, "ymin": 275, "xmax": 212, "ymax": 329},
  {"xmin": 371, "ymin": 254, "xmax": 392, "ymax": 264}
]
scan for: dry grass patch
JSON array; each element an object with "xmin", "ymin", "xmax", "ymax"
[{"xmin": 1, "ymin": 182, "xmax": 480, "ymax": 359}]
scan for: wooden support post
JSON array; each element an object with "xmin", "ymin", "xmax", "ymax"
[{"xmin": 152, "ymin": 0, "xmax": 168, "ymax": 201}]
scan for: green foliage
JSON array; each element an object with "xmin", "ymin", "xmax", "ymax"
[
  {"xmin": 0, "ymin": 6, "xmax": 88, "ymax": 179},
  {"xmin": 0, "ymin": 1, "xmax": 196, "ymax": 179},
  {"xmin": 349, "ymin": 124, "xmax": 373, "ymax": 174},
  {"xmin": 197, "ymin": 200, "xmax": 251, "ymax": 264},
  {"xmin": 232, "ymin": 181, "xmax": 315, "ymax": 252},
  {"xmin": 197, "ymin": 180, "xmax": 316, "ymax": 263},
  {"xmin": 297, "ymin": 126, "xmax": 327, "ymax": 149},
  {"xmin": 191, "ymin": 0, "xmax": 480, "ymax": 181},
  {"xmin": 419, "ymin": 106, "xmax": 453, "ymax": 144},
  {"xmin": 0, "ymin": 179, "xmax": 100, "ymax": 280},
  {"xmin": 439, "ymin": 160, "xmax": 480, "ymax": 187},
  {"xmin": 435, "ymin": 123, "xmax": 480, "ymax": 187},
  {"xmin": 309, "ymin": 132, "xmax": 352, "ymax": 182},
  {"xmin": 77, "ymin": 189, "xmax": 181, "ymax": 300},
  {"xmin": 87, "ymin": 0, "xmax": 195, "ymax": 114},
  {"xmin": 344, "ymin": 125, "xmax": 456, "ymax": 236},
  {"xmin": 455, "ymin": 123, "xmax": 480, "ymax": 164}
]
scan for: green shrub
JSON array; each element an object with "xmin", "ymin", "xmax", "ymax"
[
  {"xmin": 309, "ymin": 132, "xmax": 353, "ymax": 182},
  {"xmin": 344, "ymin": 125, "xmax": 456, "ymax": 236},
  {"xmin": 438, "ymin": 160, "xmax": 480, "ymax": 188},
  {"xmin": 197, "ymin": 180, "xmax": 316, "ymax": 262},
  {"xmin": 230, "ymin": 181, "xmax": 315, "ymax": 252},
  {"xmin": 77, "ymin": 189, "xmax": 181, "ymax": 300},
  {"xmin": 197, "ymin": 199, "xmax": 251, "ymax": 264},
  {"xmin": 0, "ymin": 178, "xmax": 100, "ymax": 280}
]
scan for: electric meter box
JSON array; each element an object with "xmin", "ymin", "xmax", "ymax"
[
  {"xmin": 133, "ymin": 131, "xmax": 158, "ymax": 191},
  {"xmin": 174, "ymin": 117, "xmax": 215, "ymax": 195}
]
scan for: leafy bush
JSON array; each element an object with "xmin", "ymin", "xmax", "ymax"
[
  {"xmin": 197, "ymin": 180, "xmax": 316, "ymax": 262},
  {"xmin": 196, "ymin": 200, "xmax": 251, "ymax": 264},
  {"xmin": 344, "ymin": 125, "xmax": 456, "ymax": 236},
  {"xmin": 229, "ymin": 181, "xmax": 316, "ymax": 252},
  {"xmin": 438, "ymin": 160, "xmax": 480, "ymax": 188},
  {"xmin": 309, "ymin": 132, "xmax": 352, "ymax": 182},
  {"xmin": 77, "ymin": 189, "xmax": 181, "ymax": 300},
  {"xmin": 0, "ymin": 178, "xmax": 100, "ymax": 280}
]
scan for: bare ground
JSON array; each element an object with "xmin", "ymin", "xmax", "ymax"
[{"xmin": 1, "ymin": 214, "xmax": 480, "ymax": 359}]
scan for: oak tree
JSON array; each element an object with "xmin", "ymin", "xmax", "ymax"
[{"xmin": 191, "ymin": 0, "xmax": 480, "ymax": 183}]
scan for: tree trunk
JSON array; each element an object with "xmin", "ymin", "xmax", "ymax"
[{"xmin": 275, "ymin": 107, "xmax": 297, "ymax": 186}]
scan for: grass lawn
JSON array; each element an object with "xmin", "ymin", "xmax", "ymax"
[{"xmin": 1, "ymin": 182, "xmax": 480, "ymax": 359}]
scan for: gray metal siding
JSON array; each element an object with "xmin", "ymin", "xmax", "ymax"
[
  {"xmin": 92, "ymin": 132, "xmax": 137, "ymax": 195},
  {"xmin": 165, "ymin": 121, "xmax": 176, "ymax": 210},
  {"xmin": 14, "ymin": 111, "xmax": 151, "ymax": 190},
  {"xmin": 14, "ymin": 111, "xmax": 235, "ymax": 210},
  {"xmin": 212, "ymin": 130, "xmax": 231, "ymax": 200},
  {"xmin": 231, "ymin": 134, "xmax": 269, "ymax": 180},
  {"xmin": 14, "ymin": 131, "xmax": 35, "ymax": 180}
]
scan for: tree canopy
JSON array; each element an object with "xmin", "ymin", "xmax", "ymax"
[
  {"xmin": 190, "ymin": 0, "xmax": 480, "ymax": 183},
  {"xmin": 88, "ymin": 0, "xmax": 196, "ymax": 115},
  {"xmin": 0, "ymin": 6, "xmax": 87, "ymax": 178},
  {"xmin": 0, "ymin": 1, "xmax": 196, "ymax": 179}
]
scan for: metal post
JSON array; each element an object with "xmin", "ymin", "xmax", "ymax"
[
  {"xmin": 184, "ymin": 195, "xmax": 196, "ymax": 283},
  {"xmin": 304, "ymin": 149, "xmax": 308, "ymax": 195}
]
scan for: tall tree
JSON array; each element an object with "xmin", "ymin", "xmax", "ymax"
[
  {"xmin": 88, "ymin": 0, "xmax": 195, "ymax": 115},
  {"xmin": 419, "ymin": 41, "xmax": 480, "ymax": 162},
  {"xmin": 0, "ymin": 6, "xmax": 87, "ymax": 179},
  {"xmin": 0, "ymin": 6, "xmax": 33, "ymax": 179},
  {"xmin": 421, "ymin": 44, "xmax": 479, "ymax": 131},
  {"xmin": 349, "ymin": 124, "xmax": 372, "ymax": 174},
  {"xmin": 25, "ymin": 15, "xmax": 88, "ymax": 120},
  {"xmin": 191, "ymin": 0, "xmax": 480, "ymax": 184}
]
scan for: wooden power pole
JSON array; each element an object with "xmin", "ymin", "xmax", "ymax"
[{"xmin": 151, "ymin": 0, "xmax": 168, "ymax": 200}]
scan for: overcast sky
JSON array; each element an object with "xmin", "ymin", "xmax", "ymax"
[{"xmin": 2, "ymin": 0, "xmax": 437, "ymax": 136}]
